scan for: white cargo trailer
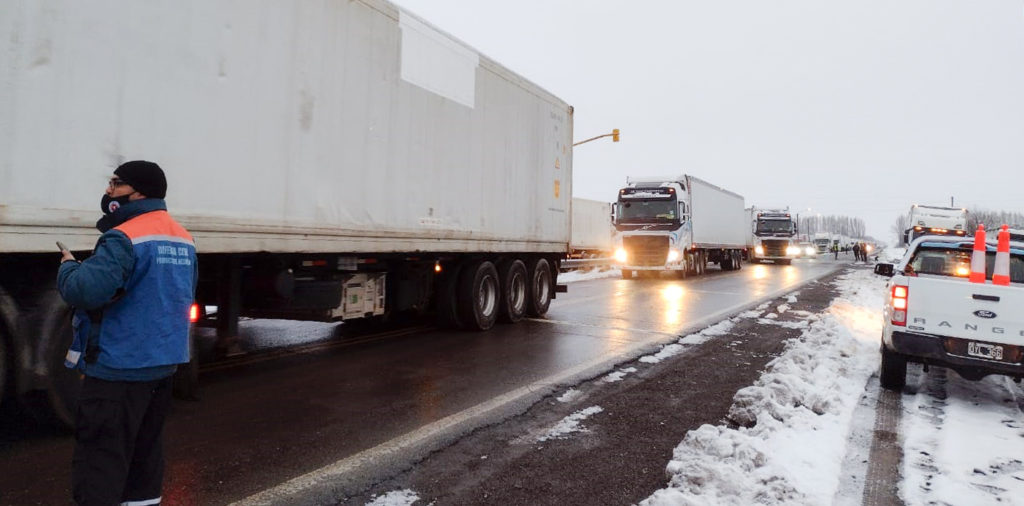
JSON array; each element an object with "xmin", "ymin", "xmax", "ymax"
[
  {"xmin": 0, "ymin": 0, "xmax": 573, "ymax": 425},
  {"xmin": 570, "ymin": 198, "xmax": 613, "ymax": 257},
  {"xmin": 611, "ymin": 175, "xmax": 746, "ymax": 278}
]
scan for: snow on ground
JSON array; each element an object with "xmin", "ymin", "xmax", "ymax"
[
  {"xmin": 642, "ymin": 269, "xmax": 885, "ymax": 505},
  {"xmin": 538, "ymin": 406, "xmax": 604, "ymax": 442},
  {"xmin": 604, "ymin": 367, "xmax": 638, "ymax": 383},
  {"xmin": 557, "ymin": 388, "xmax": 583, "ymax": 403},
  {"xmin": 557, "ymin": 268, "xmax": 621, "ymax": 283},
  {"xmin": 365, "ymin": 489, "xmax": 420, "ymax": 506},
  {"xmin": 193, "ymin": 318, "xmax": 338, "ymax": 351},
  {"xmin": 900, "ymin": 369, "xmax": 1024, "ymax": 505},
  {"xmin": 640, "ymin": 320, "xmax": 736, "ymax": 364}
]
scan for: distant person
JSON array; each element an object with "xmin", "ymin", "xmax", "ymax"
[
  {"xmin": 852, "ymin": 243, "xmax": 861, "ymax": 262},
  {"xmin": 833, "ymin": 244, "xmax": 839, "ymax": 260},
  {"xmin": 57, "ymin": 161, "xmax": 197, "ymax": 506},
  {"xmin": 859, "ymin": 242, "xmax": 869, "ymax": 262}
]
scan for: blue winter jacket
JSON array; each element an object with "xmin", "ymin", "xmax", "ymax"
[{"xmin": 58, "ymin": 199, "xmax": 198, "ymax": 381}]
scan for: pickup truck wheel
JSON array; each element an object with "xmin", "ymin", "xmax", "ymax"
[
  {"xmin": 457, "ymin": 260, "xmax": 499, "ymax": 331},
  {"xmin": 621, "ymin": 269, "xmax": 633, "ymax": 280},
  {"xmin": 879, "ymin": 346, "xmax": 907, "ymax": 391},
  {"xmin": 526, "ymin": 258, "xmax": 553, "ymax": 317},
  {"xmin": 497, "ymin": 259, "xmax": 528, "ymax": 323}
]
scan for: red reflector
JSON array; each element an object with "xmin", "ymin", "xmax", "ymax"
[
  {"xmin": 312, "ymin": 260, "xmax": 328, "ymax": 266},
  {"xmin": 189, "ymin": 304, "xmax": 200, "ymax": 323}
]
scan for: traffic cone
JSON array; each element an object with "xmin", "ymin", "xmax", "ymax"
[
  {"xmin": 969, "ymin": 224, "xmax": 987, "ymax": 283},
  {"xmin": 993, "ymin": 224, "xmax": 1011, "ymax": 286}
]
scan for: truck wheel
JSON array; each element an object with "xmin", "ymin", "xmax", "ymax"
[
  {"xmin": 526, "ymin": 258, "xmax": 553, "ymax": 317},
  {"xmin": 497, "ymin": 259, "xmax": 528, "ymax": 323},
  {"xmin": 879, "ymin": 345, "xmax": 907, "ymax": 391},
  {"xmin": 436, "ymin": 262, "xmax": 464, "ymax": 329},
  {"xmin": 621, "ymin": 269, "xmax": 633, "ymax": 279},
  {"xmin": 21, "ymin": 289, "xmax": 80, "ymax": 428},
  {"xmin": 457, "ymin": 260, "xmax": 499, "ymax": 331}
]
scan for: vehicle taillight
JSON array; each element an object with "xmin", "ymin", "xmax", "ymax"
[
  {"xmin": 891, "ymin": 285, "xmax": 908, "ymax": 326},
  {"xmin": 189, "ymin": 303, "xmax": 200, "ymax": 323}
]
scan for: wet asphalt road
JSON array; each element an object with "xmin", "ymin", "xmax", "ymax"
[{"xmin": 0, "ymin": 257, "xmax": 842, "ymax": 505}]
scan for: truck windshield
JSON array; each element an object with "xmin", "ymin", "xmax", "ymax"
[
  {"xmin": 906, "ymin": 244, "xmax": 1024, "ymax": 283},
  {"xmin": 755, "ymin": 220, "xmax": 794, "ymax": 234},
  {"xmin": 617, "ymin": 200, "xmax": 677, "ymax": 222}
]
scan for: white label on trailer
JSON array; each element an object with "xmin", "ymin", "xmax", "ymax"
[{"xmin": 399, "ymin": 11, "xmax": 479, "ymax": 109}]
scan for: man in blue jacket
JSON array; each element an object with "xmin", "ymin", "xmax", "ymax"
[{"xmin": 58, "ymin": 160, "xmax": 197, "ymax": 506}]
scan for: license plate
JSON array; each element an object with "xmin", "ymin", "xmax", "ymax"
[{"xmin": 967, "ymin": 341, "xmax": 1005, "ymax": 361}]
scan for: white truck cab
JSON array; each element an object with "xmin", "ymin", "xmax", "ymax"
[{"xmin": 874, "ymin": 235, "xmax": 1024, "ymax": 389}]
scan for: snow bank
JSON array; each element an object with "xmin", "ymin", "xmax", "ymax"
[
  {"xmin": 642, "ymin": 270, "xmax": 884, "ymax": 505},
  {"xmin": 557, "ymin": 268, "xmax": 622, "ymax": 283},
  {"xmin": 604, "ymin": 367, "xmax": 638, "ymax": 383},
  {"xmin": 640, "ymin": 320, "xmax": 736, "ymax": 364},
  {"xmin": 557, "ymin": 388, "xmax": 582, "ymax": 403}
]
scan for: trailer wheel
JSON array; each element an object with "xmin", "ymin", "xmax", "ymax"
[
  {"xmin": 497, "ymin": 259, "xmax": 528, "ymax": 323},
  {"xmin": 457, "ymin": 260, "xmax": 500, "ymax": 331},
  {"xmin": 526, "ymin": 258, "xmax": 553, "ymax": 317},
  {"xmin": 621, "ymin": 269, "xmax": 633, "ymax": 279},
  {"xmin": 21, "ymin": 289, "xmax": 79, "ymax": 429},
  {"xmin": 879, "ymin": 345, "xmax": 907, "ymax": 391},
  {"xmin": 436, "ymin": 262, "xmax": 465, "ymax": 329}
]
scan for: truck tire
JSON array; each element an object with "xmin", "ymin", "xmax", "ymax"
[
  {"xmin": 21, "ymin": 289, "xmax": 80, "ymax": 428},
  {"xmin": 526, "ymin": 258, "xmax": 553, "ymax": 317},
  {"xmin": 457, "ymin": 260, "xmax": 500, "ymax": 331},
  {"xmin": 435, "ymin": 262, "xmax": 465, "ymax": 329},
  {"xmin": 879, "ymin": 345, "xmax": 907, "ymax": 391},
  {"xmin": 497, "ymin": 259, "xmax": 528, "ymax": 323},
  {"xmin": 621, "ymin": 269, "xmax": 633, "ymax": 279}
]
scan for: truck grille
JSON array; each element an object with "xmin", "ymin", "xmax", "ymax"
[
  {"xmin": 624, "ymin": 236, "xmax": 669, "ymax": 266},
  {"xmin": 762, "ymin": 239, "xmax": 789, "ymax": 257}
]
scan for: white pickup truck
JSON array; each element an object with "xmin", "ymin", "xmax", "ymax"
[{"xmin": 874, "ymin": 235, "xmax": 1024, "ymax": 389}]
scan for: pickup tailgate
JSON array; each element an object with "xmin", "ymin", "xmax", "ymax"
[{"xmin": 904, "ymin": 276, "xmax": 1024, "ymax": 350}]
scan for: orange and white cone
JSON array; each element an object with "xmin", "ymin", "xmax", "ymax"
[
  {"xmin": 993, "ymin": 224, "xmax": 1011, "ymax": 286},
  {"xmin": 969, "ymin": 224, "xmax": 987, "ymax": 283}
]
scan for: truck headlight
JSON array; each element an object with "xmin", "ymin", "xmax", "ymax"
[
  {"xmin": 667, "ymin": 249, "xmax": 680, "ymax": 262},
  {"xmin": 754, "ymin": 245, "xmax": 764, "ymax": 255},
  {"xmin": 786, "ymin": 246, "xmax": 800, "ymax": 256},
  {"xmin": 614, "ymin": 248, "xmax": 628, "ymax": 263}
]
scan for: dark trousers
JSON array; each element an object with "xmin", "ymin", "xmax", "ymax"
[{"xmin": 72, "ymin": 375, "xmax": 173, "ymax": 506}]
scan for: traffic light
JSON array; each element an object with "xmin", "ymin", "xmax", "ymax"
[{"xmin": 612, "ymin": 129, "xmax": 620, "ymax": 142}]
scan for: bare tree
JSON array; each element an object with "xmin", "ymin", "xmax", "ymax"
[{"xmin": 891, "ymin": 214, "xmax": 909, "ymax": 245}]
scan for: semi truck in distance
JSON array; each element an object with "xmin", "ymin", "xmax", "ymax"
[
  {"xmin": 746, "ymin": 207, "xmax": 800, "ymax": 265},
  {"xmin": 813, "ymin": 232, "xmax": 834, "ymax": 254},
  {"xmin": 611, "ymin": 175, "xmax": 746, "ymax": 279},
  {"xmin": 570, "ymin": 198, "xmax": 614, "ymax": 258},
  {"xmin": 0, "ymin": 0, "xmax": 572, "ymax": 426},
  {"xmin": 903, "ymin": 205, "xmax": 968, "ymax": 244}
]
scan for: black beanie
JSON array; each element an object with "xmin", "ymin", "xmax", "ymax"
[{"xmin": 114, "ymin": 160, "xmax": 167, "ymax": 199}]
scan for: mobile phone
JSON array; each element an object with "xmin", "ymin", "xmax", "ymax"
[{"xmin": 56, "ymin": 241, "xmax": 69, "ymax": 252}]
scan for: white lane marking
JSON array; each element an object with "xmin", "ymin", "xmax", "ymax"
[{"xmin": 235, "ymin": 265, "xmax": 840, "ymax": 504}]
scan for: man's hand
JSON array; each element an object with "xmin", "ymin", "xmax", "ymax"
[{"xmin": 61, "ymin": 250, "xmax": 77, "ymax": 264}]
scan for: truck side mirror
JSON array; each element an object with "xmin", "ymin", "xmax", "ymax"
[
  {"xmin": 610, "ymin": 203, "xmax": 617, "ymax": 223},
  {"xmin": 873, "ymin": 263, "xmax": 894, "ymax": 277}
]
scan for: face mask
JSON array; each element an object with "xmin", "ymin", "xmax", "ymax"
[{"xmin": 101, "ymin": 194, "xmax": 132, "ymax": 215}]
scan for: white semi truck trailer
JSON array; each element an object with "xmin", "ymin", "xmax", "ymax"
[
  {"xmin": 570, "ymin": 198, "xmax": 614, "ymax": 258},
  {"xmin": 611, "ymin": 175, "xmax": 746, "ymax": 278},
  {"xmin": 745, "ymin": 206, "xmax": 800, "ymax": 265},
  {"xmin": 0, "ymin": 0, "xmax": 573, "ymax": 425}
]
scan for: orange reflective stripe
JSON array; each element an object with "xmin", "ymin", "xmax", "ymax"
[{"xmin": 114, "ymin": 211, "xmax": 194, "ymax": 243}]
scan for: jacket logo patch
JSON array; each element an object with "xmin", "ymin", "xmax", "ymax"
[{"xmin": 973, "ymin": 310, "xmax": 997, "ymax": 319}]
